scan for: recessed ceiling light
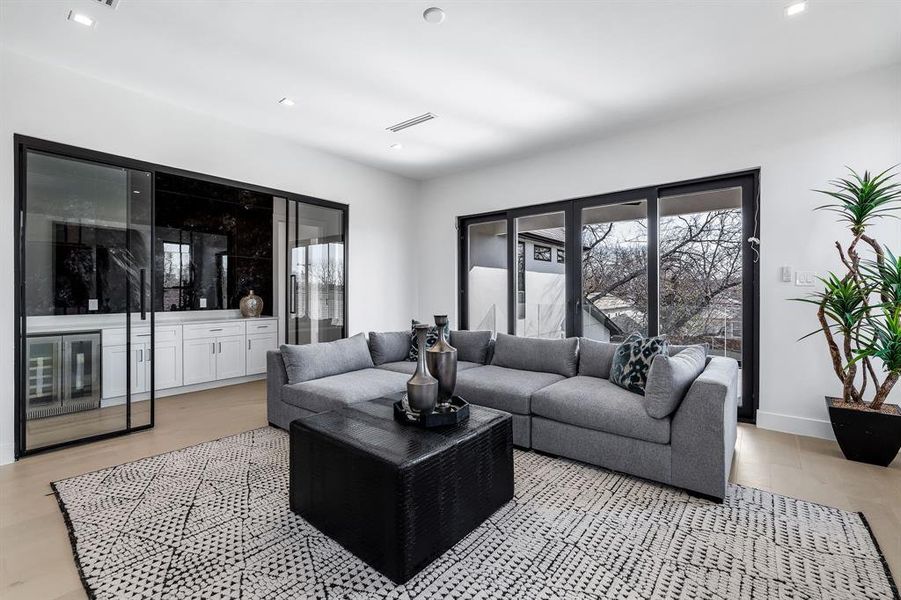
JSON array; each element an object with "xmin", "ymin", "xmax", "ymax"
[
  {"xmin": 278, "ymin": 97, "xmax": 295, "ymax": 107},
  {"xmin": 785, "ymin": 1, "xmax": 807, "ymax": 17},
  {"xmin": 423, "ymin": 7, "xmax": 445, "ymax": 24},
  {"xmin": 389, "ymin": 143, "xmax": 403, "ymax": 151},
  {"xmin": 67, "ymin": 10, "xmax": 95, "ymax": 27}
]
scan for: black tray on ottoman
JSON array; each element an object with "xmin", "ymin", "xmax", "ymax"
[
  {"xmin": 289, "ymin": 396, "xmax": 513, "ymax": 584},
  {"xmin": 393, "ymin": 395, "xmax": 470, "ymax": 428}
]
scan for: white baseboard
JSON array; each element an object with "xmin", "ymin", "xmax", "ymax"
[
  {"xmin": 0, "ymin": 441, "xmax": 14, "ymax": 466},
  {"xmin": 756, "ymin": 410, "xmax": 836, "ymax": 441}
]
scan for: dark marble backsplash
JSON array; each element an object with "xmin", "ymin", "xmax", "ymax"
[{"xmin": 24, "ymin": 171, "xmax": 275, "ymax": 316}]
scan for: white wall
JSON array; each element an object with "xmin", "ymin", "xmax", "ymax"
[
  {"xmin": 417, "ymin": 64, "xmax": 901, "ymax": 440},
  {"xmin": 0, "ymin": 51, "xmax": 422, "ymax": 464}
]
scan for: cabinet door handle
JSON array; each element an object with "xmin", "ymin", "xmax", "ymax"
[
  {"xmin": 138, "ymin": 348, "xmax": 143, "ymax": 363},
  {"xmin": 248, "ymin": 339, "xmax": 251, "ymax": 350},
  {"xmin": 218, "ymin": 342, "xmax": 222, "ymax": 353},
  {"xmin": 210, "ymin": 328, "xmax": 223, "ymax": 332},
  {"xmin": 211, "ymin": 342, "xmax": 215, "ymax": 354}
]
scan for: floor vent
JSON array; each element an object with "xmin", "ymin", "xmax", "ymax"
[{"xmin": 386, "ymin": 112, "xmax": 437, "ymax": 132}]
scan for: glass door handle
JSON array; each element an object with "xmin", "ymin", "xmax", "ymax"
[
  {"xmin": 139, "ymin": 268, "xmax": 146, "ymax": 321},
  {"xmin": 290, "ymin": 274, "xmax": 297, "ymax": 314}
]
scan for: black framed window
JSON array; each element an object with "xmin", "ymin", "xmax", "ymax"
[
  {"xmin": 533, "ymin": 245, "xmax": 551, "ymax": 261},
  {"xmin": 458, "ymin": 170, "xmax": 759, "ymax": 422}
]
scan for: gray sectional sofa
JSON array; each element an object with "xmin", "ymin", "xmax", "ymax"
[{"xmin": 268, "ymin": 329, "xmax": 739, "ymax": 500}]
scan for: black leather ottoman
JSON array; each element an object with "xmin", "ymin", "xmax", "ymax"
[{"xmin": 289, "ymin": 395, "xmax": 514, "ymax": 584}]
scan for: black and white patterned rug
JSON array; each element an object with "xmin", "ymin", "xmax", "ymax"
[{"xmin": 52, "ymin": 427, "xmax": 899, "ymax": 600}]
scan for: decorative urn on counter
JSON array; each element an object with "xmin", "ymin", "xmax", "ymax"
[{"xmin": 240, "ymin": 290, "xmax": 263, "ymax": 318}]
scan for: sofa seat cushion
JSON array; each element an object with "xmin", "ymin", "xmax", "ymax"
[
  {"xmin": 282, "ymin": 368, "xmax": 407, "ymax": 414},
  {"xmin": 532, "ymin": 376, "xmax": 671, "ymax": 444},
  {"xmin": 377, "ymin": 360, "xmax": 483, "ymax": 375},
  {"xmin": 455, "ymin": 365, "xmax": 564, "ymax": 415}
]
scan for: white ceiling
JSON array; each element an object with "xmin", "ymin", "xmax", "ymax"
[{"xmin": 1, "ymin": 1, "xmax": 899, "ymax": 180}]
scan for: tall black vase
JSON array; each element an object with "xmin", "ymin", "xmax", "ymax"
[
  {"xmin": 406, "ymin": 324, "xmax": 438, "ymax": 414},
  {"xmin": 426, "ymin": 315, "xmax": 457, "ymax": 411}
]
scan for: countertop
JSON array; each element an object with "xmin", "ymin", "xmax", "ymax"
[{"xmin": 25, "ymin": 312, "xmax": 277, "ymax": 335}]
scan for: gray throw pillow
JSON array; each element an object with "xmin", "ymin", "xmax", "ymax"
[
  {"xmin": 449, "ymin": 330, "xmax": 492, "ymax": 364},
  {"xmin": 578, "ymin": 337, "xmax": 618, "ymax": 379},
  {"xmin": 490, "ymin": 333, "xmax": 579, "ymax": 377},
  {"xmin": 644, "ymin": 345, "xmax": 707, "ymax": 418},
  {"xmin": 280, "ymin": 333, "xmax": 374, "ymax": 384},
  {"xmin": 609, "ymin": 333, "xmax": 669, "ymax": 395},
  {"xmin": 368, "ymin": 331, "xmax": 410, "ymax": 365}
]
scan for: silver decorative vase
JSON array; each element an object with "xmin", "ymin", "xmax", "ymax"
[
  {"xmin": 426, "ymin": 315, "xmax": 457, "ymax": 411},
  {"xmin": 406, "ymin": 324, "xmax": 438, "ymax": 415},
  {"xmin": 240, "ymin": 289, "xmax": 263, "ymax": 318}
]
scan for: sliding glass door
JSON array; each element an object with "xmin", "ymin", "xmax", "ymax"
[
  {"xmin": 18, "ymin": 149, "xmax": 153, "ymax": 454},
  {"xmin": 458, "ymin": 171, "xmax": 758, "ymax": 421},
  {"xmin": 286, "ymin": 200, "xmax": 347, "ymax": 346},
  {"xmin": 514, "ymin": 210, "xmax": 567, "ymax": 339},
  {"xmin": 578, "ymin": 194, "xmax": 650, "ymax": 342}
]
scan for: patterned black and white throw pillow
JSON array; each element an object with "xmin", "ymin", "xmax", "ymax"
[
  {"xmin": 609, "ymin": 332, "xmax": 669, "ymax": 395},
  {"xmin": 407, "ymin": 319, "xmax": 449, "ymax": 361}
]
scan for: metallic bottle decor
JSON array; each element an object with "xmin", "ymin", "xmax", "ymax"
[
  {"xmin": 426, "ymin": 315, "xmax": 457, "ymax": 411},
  {"xmin": 240, "ymin": 289, "xmax": 264, "ymax": 318},
  {"xmin": 406, "ymin": 324, "xmax": 438, "ymax": 414}
]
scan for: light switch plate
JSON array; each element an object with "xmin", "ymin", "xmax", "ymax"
[
  {"xmin": 199, "ymin": 298, "xmax": 207, "ymax": 308},
  {"xmin": 795, "ymin": 270, "xmax": 817, "ymax": 286},
  {"xmin": 88, "ymin": 298, "xmax": 99, "ymax": 311},
  {"xmin": 780, "ymin": 266, "xmax": 792, "ymax": 282}
]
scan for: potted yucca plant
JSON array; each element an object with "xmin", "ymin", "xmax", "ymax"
[{"xmin": 796, "ymin": 166, "xmax": 901, "ymax": 466}]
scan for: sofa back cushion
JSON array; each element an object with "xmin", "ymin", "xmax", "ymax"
[
  {"xmin": 644, "ymin": 345, "xmax": 707, "ymax": 418},
  {"xmin": 490, "ymin": 333, "xmax": 579, "ymax": 377},
  {"xmin": 669, "ymin": 343, "xmax": 709, "ymax": 357},
  {"xmin": 368, "ymin": 331, "xmax": 410, "ymax": 365},
  {"xmin": 280, "ymin": 333, "xmax": 374, "ymax": 384},
  {"xmin": 609, "ymin": 333, "xmax": 669, "ymax": 395},
  {"xmin": 578, "ymin": 338, "xmax": 618, "ymax": 379},
  {"xmin": 450, "ymin": 330, "xmax": 492, "ymax": 364}
]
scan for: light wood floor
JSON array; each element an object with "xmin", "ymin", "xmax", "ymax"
[{"xmin": 1, "ymin": 382, "xmax": 898, "ymax": 599}]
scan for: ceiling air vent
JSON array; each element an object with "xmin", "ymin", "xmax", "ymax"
[
  {"xmin": 386, "ymin": 112, "xmax": 437, "ymax": 133},
  {"xmin": 94, "ymin": 0, "xmax": 120, "ymax": 8}
]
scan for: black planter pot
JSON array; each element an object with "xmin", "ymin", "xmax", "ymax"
[{"xmin": 826, "ymin": 397, "xmax": 901, "ymax": 467}]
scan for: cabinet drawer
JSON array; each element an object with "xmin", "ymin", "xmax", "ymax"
[
  {"xmin": 245, "ymin": 320, "xmax": 277, "ymax": 334},
  {"xmin": 103, "ymin": 325, "xmax": 180, "ymax": 346},
  {"xmin": 183, "ymin": 321, "xmax": 245, "ymax": 340}
]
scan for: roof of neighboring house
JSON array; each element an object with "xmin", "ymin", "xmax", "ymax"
[
  {"xmin": 588, "ymin": 294, "xmax": 632, "ymax": 311},
  {"xmin": 582, "ymin": 297, "xmax": 625, "ymax": 337}
]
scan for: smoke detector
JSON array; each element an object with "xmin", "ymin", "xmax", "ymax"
[{"xmin": 423, "ymin": 7, "xmax": 445, "ymax": 24}]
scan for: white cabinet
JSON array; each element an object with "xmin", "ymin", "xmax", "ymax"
[
  {"xmin": 102, "ymin": 344, "xmax": 144, "ymax": 398},
  {"xmin": 183, "ymin": 337, "xmax": 217, "ymax": 385},
  {"xmin": 153, "ymin": 337, "xmax": 183, "ymax": 390},
  {"xmin": 246, "ymin": 332, "xmax": 278, "ymax": 375},
  {"xmin": 215, "ymin": 335, "xmax": 247, "ymax": 380},
  {"xmin": 102, "ymin": 318, "xmax": 276, "ymax": 397},
  {"xmin": 182, "ymin": 323, "xmax": 248, "ymax": 383}
]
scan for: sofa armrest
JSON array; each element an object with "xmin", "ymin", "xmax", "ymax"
[
  {"xmin": 267, "ymin": 351, "xmax": 289, "ymax": 423},
  {"xmin": 670, "ymin": 356, "xmax": 739, "ymax": 500}
]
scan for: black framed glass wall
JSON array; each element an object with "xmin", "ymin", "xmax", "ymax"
[
  {"xmin": 15, "ymin": 135, "xmax": 349, "ymax": 458},
  {"xmin": 458, "ymin": 171, "xmax": 759, "ymax": 421}
]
